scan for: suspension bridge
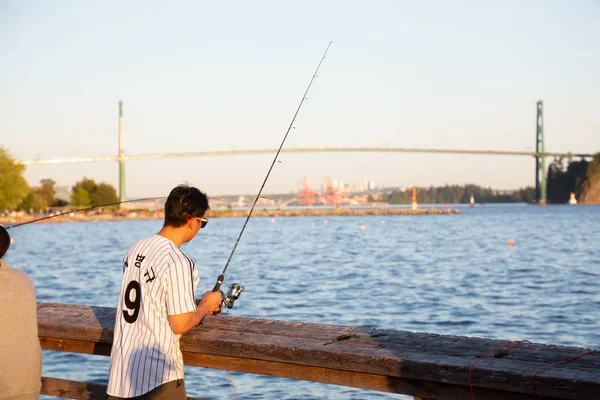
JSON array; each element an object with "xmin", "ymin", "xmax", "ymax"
[{"xmin": 17, "ymin": 101, "xmax": 595, "ymax": 205}]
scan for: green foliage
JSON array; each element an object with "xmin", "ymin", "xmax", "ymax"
[
  {"xmin": 72, "ymin": 178, "xmax": 97, "ymax": 198},
  {"xmin": 71, "ymin": 187, "xmax": 92, "ymax": 207},
  {"xmin": 547, "ymin": 153, "xmax": 600, "ymax": 203},
  {"xmin": 547, "ymin": 158, "xmax": 589, "ymax": 203},
  {"xmin": 380, "ymin": 184, "xmax": 535, "ymax": 204},
  {"xmin": 71, "ymin": 178, "xmax": 118, "ymax": 207},
  {"xmin": 92, "ymin": 182, "xmax": 118, "ymax": 206},
  {"xmin": 38, "ymin": 179, "xmax": 56, "ymax": 206},
  {"xmin": 511, "ymin": 187, "xmax": 536, "ymax": 203},
  {"xmin": 587, "ymin": 154, "xmax": 600, "ymax": 181},
  {"xmin": 0, "ymin": 147, "xmax": 30, "ymax": 210},
  {"xmin": 18, "ymin": 178, "xmax": 60, "ymax": 212},
  {"xmin": 18, "ymin": 191, "xmax": 48, "ymax": 212}
]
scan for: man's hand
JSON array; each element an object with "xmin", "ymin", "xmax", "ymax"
[
  {"xmin": 199, "ymin": 290, "xmax": 222, "ymax": 316},
  {"xmin": 169, "ymin": 291, "xmax": 222, "ymax": 334}
]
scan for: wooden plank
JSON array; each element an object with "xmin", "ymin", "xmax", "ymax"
[
  {"xmin": 41, "ymin": 377, "xmax": 203, "ymax": 400},
  {"xmin": 37, "ymin": 302, "xmax": 114, "ymax": 343},
  {"xmin": 37, "ymin": 302, "xmax": 600, "ymax": 399},
  {"xmin": 41, "ymin": 377, "xmax": 107, "ymax": 400},
  {"xmin": 182, "ymin": 352, "xmax": 560, "ymax": 400},
  {"xmin": 180, "ymin": 328, "xmax": 600, "ymax": 399},
  {"xmin": 39, "ymin": 338, "xmax": 556, "ymax": 400},
  {"xmin": 40, "ymin": 337, "xmax": 112, "ymax": 356},
  {"xmin": 38, "ymin": 302, "xmax": 597, "ymax": 369}
]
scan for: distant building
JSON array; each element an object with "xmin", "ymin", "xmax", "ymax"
[
  {"xmin": 236, "ymin": 196, "xmax": 246, "ymax": 208},
  {"xmin": 121, "ymin": 198, "xmax": 164, "ymax": 211},
  {"xmin": 55, "ymin": 186, "xmax": 71, "ymax": 203},
  {"xmin": 364, "ymin": 180, "xmax": 376, "ymax": 192}
]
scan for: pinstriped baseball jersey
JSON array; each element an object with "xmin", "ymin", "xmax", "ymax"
[{"xmin": 107, "ymin": 234, "xmax": 199, "ymax": 397}]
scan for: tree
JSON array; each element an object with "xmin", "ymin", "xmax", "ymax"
[
  {"xmin": 18, "ymin": 178, "xmax": 58, "ymax": 212},
  {"xmin": 547, "ymin": 158, "xmax": 567, "ymax": 203},
  {"xmin": 547, "ymin": 158, "xmax": 589, "ymax": 203},
  {"xmin": 71, "ymin": 178, "xmax": 118, "ymax": 207},
  {"xmin": 91, "ymin": 182, "xmax": 118, "ymax": 206},
  {"xmin": 0, "ymin": 147, "xmax": 30, "ymax": 210},
  {"xmin": 588, "ymin": 154, "xmax": 600, "ymax": 181},
  {"xmin": 512, "ymin": 186, "xmax": 535, "ymax": 203},
  {"xmin": 71, "ymin": 187, "xmax": 91, "ymax": 207},
  {"xmin": 18, "ymin": 192, "xmax": 48, "ymax": 212},
  {"xmin": 380, "ymin": 184, "xmax": 538, "ymax": 204},
  {"xmin": 72, "ymin": 178, "xmax": 97, "ymax": 198},
  {"xmin": 38, "ymin": 179, "xmax": 56, "ymax": 206}
]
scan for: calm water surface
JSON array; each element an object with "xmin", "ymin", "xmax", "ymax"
[{"xmin": 6, "ymin": 204, "xmax": 600, "ymax": 399}]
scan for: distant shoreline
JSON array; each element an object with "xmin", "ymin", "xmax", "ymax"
[{"xmin": 0, "ymin": 207, "xmax": 459, "ymax": 226}]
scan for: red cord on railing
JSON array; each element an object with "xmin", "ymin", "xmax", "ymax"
[
  {"xmin": 531, "ymin": 350, "xmax": 597, "ymax": 398},
  {"xmin": 469, "ymin": 340, "xmax": 532, "ymax": 400}
]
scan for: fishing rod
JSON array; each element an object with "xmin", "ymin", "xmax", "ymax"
[
  {"xmin": 5, "ymin": 41, "xmax": 332, "ymax": 310},
  {"xmin": 4, "ymin": 197, "xmax": 167, "ymax": 230},
  {"xmin": 212, "ymin": 41, "xmax": 333, "ymax": 310}
]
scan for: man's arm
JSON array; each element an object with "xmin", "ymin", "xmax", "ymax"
[{"xmin": 168, "ymin": 291, "xmax": 222, "ymax": 334}]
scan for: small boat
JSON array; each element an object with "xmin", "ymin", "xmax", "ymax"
[
  {"xmin": 569, "ymin": 193, "xmax": 577, "ymax": 205},
  {"xmin": 470, "ymin": 194, "xmax": 475, "ymax": 208}
]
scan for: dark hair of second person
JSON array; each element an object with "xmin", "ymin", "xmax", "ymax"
[{"xmin": 163, "ymin": 185, "xmax": 210, "ymax": 228}]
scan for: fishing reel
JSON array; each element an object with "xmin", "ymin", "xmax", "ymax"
[{"xmin": 220, "ymin": 282, "xmax": 245, "ymax": 309}]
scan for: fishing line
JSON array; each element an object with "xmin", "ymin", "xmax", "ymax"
[
  {"xmin": 7, "ymin": 41, "xmax": 332, "ymax": 242},
  {"xmin": 5, "ymin": 43, "xmax": 332, "ymax": 400},
  {"xmin": 226, "ymin": 370, "xmax": 240, "ymax": 400},
  {"xmin": 212, "ymin": 40, "xmax": 333, "ymax": 293},
  {"xmin": 204, "ymin": 52, "xmax": 334, "ymax": 400},
  {"xmin": 4, "ymin": 197, "xmax": 167, "ymax": 230}
]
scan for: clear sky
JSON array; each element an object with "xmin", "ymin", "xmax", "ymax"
[{"xmin": 1, "ymin": 1, "xmax": 599, "ymax": 198}]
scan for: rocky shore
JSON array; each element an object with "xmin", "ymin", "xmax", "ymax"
[{"xmin": 0, "ymin": 207, "xmax": 459, "ymax": 226}]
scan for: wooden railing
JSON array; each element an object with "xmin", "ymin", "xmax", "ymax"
[{"xmin": 38, "ymin": 303, "xmax": 599, "ymax": 399}]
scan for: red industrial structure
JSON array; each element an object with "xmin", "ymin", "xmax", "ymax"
[
  {"xmin": 297, "ymin": 177, "xmax": 318, "ymax": 206},
  {"xmin": 296, "ymin": 177, "xmax": 343, "ymax": 206},
  {"xmin": 323, "ymin": 176, "xmax": 342, "ymax": 207}
]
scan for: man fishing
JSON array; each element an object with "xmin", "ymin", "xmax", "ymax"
[{"xmin": 107, "ymin": 185, "xmax": 222, "ymax": 400}]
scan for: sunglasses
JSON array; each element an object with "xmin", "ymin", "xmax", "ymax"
[{"xmin": 197, "ymin": 217, "xmax": 209, "ymax": 228}]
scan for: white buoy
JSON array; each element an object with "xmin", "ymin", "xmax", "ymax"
[{"xmin": 569, "ymin": 193, "xmax": 577, "ymax": 205}]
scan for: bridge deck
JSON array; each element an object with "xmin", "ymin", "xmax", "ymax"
[{"xmin": 18, "ymin": 147, "xmax": 595, "ymax": 165}]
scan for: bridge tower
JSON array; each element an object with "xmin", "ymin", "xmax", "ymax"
[
  {"xmin": 118, "ymin": 101, "xmax": 126, "ymax": 203},
  {"xmin": 535, "ymin": 100, "xmax": 546, "ymax": 204}
]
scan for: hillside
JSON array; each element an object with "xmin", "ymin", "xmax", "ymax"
[{"xmin": 580, "ymin": 178, "xmax": 600, "ymax": 204}]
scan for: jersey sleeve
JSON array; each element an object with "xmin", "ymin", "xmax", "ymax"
[{"xmin": 165, "ymin": 257, "xmax": 197, "ymax": 315}]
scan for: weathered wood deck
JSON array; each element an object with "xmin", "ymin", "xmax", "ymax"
[{"xmin": 38, "ymin": 302, "xmax": 599, "ymax": 400}]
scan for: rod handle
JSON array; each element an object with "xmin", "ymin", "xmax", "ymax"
[{"xmin": 212, "ymin": 274, "xmax": 224, "ymax": 292}]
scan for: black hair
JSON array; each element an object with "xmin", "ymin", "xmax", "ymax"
[
  {"xmin": 0, "ymin": 225, "xmax": 10, "ymax": 259},
  {"xmin": 163, "ymin": 185, "xmax": 210, "ymax": 228}
]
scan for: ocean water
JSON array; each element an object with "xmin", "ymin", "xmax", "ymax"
[{"xmin": 5, "ymin": 204, "xmax": 600, "ymax": 399}]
